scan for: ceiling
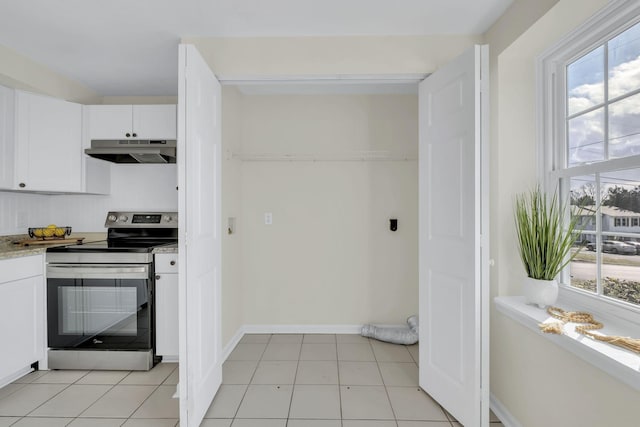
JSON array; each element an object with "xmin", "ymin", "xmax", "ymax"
[{"xmin": 0, "ymin": 0, "xmax": 513, "ymax": 96}]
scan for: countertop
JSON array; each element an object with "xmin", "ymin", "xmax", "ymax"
[{"xmin": 0, "ymin": 233, "xmax": 107, "ymax": 260}]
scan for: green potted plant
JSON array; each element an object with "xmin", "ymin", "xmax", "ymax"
[{"xmin": 514, "ymin": 186, "xmax": 583, "ymax": 308}]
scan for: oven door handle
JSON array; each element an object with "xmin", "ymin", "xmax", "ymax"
[{"xmin": 47, "ymin": 264, "xmax": 151, "ymax": 279}]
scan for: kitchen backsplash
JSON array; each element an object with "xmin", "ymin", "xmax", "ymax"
[
  {"xmin": 0, "ymin": 192, "xmax": 51, "ymax": 235},
  {"xmin": 1, "ymin": 164, "xmax": 178, "ymax": 234}
]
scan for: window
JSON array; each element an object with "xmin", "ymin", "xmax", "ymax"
[
  {"xmin": 614, "ymin": 217, "xmax": 629, "ymax": 227},
  {"xmin": 540, "ymin": 2, "xmax": 640, "ymax": 315}
]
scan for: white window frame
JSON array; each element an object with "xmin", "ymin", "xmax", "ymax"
[{"xmin": 537, "ymin": 0, "xmax": 640, "ymax": 325}]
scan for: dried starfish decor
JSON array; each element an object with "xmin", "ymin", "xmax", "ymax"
[{"xmin": 538, "ymin": 306, "xmax": 640, "ymax": 354}]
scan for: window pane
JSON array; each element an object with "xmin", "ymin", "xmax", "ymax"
[
  {"xmin": 601, "ymin": 168, "xmax": 640, "ymax": 218},
  {"xmin": 568, "ymin": 46, "xmax": 604, "ymax": 116},
  {"xmin": 600, "ymin": 169, "xmax": 640, "ymax": 305},
  {"xmin": 601, "ymin": 235, "xmax": 640, "ymax": 305},
  {"xmin": 569, "ymin": 176, "xmax": 597, "ymax": 293},
  {"xmin": 608, "ymin": 21, "xmax": 640, "ymax": 99},
  {"xmin": 609, "ymin": 92, "xmax": 640, "ymax": 159},
  {"xmin": 568, "ymin": 108, "xmax": 605, "ymax": 166}
]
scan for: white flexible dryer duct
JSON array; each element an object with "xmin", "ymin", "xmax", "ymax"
[{"xmin": 361, "ymin": 315, "xmax": 419, "ymax": 345}]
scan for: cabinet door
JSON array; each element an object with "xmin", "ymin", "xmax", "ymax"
[
  {"xmin": 155, "ymin": 272, "xmax": 179, "ymax": 357},
  {"xmin": 88, "ymin": 105, "xmax": 133, "ymax": 139},
  {"xmin": 0, "ymin": 256, "xmax": 44, "ymax": 385},
  {"xmin": 15, "ymin": 92, "xmax": 82, "ymax": 192},
  {"xmin": 0, "ymin": 85, "xmax": 15, "ymax": 189},
  {"xmin": 133, "ymin": 105, "xmax": 176, "ymax": 140}
]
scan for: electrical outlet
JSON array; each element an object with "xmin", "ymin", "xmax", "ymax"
[{"xmin": 264, "ymin": 212, "xmax": 273, "ymax": 225}]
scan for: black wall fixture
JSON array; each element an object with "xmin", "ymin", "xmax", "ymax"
[{"xmin": 390, "ymin": 218, "xmax": 398, "ymax": 232}]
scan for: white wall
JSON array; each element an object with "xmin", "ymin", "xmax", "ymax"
[
  {"xmin": 0, "ymin": 165, "xmax": 177, "ymax": 234},
  {"xmin": 485, "ymin": 0, "xmax": 640, "ymax": 425},
  {"xmin": 233, "ymin": 93, "xmax": 418, "ymax": 327},
  {"xmin": 48, "ymin": 164, "xmax": 178, "ymax": 231},
  {"xmin": 0, "ymin": 192, "xmax": 51, "ymax": 235},
  {"xmin": 221, "ymin": 87, "xmax": 244, "ymax": 345}
]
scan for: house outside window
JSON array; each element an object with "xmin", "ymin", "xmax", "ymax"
[
  {"xmin": 614, "ymin": 217, "xmax": 629, "ymax": 227},
  {"xmin": 539, "ymin": 2, "xmax": 640, "ymax": 315}
]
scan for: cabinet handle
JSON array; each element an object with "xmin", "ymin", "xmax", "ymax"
[
  {"xmin": 19, "ymin": 183, "xmax": 26, "ymax": 188},
  {"xmin": 155, "ymin": 275, "xmax": 161, "ymax": 280},
  {"xmin": 126, "ymin": 133, "xmax": 131, "ymax": 138},
  {"xmin": 132, "ymin": 133, "xmax": 137, "ymax": 137},
  {"xmin": 170, "ymin": 260, "xmax": 176, "ymax": 266}
]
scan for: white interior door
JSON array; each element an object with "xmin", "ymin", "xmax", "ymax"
[
  {"xmin": 177, "ymin": 44, "xmax": 223, "ymax": 427},
  {"xmin": 418, "ymin": 45, "xmax": 489, "ymax": 427}
]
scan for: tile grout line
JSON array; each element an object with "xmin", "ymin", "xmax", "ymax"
[
  {"xmin": 285, "ymin": 335, "xmax": 304, "ymax": 424},
  {"xmin": 21, "ymin": 370, "xmax": 112, "ymax": 426},
  {"xmin": 230, "ymin": 333, "xmax": 271, "ymax": 421},
  {"xmin": 113, "ymin": 365, "xmax": 176, "ymax": 423},
  {"xmin": 74, "ymin": 369, "xmax": 136, "ymax": 422},
  {"xmin": 21, "ymin": 379, "xmax": 75, "ymax": 418},
  {"xmin": 370, "ymin": 339, "xmax": 400, "ymax": 426},
  {"xmin": 71, "ymin": 368, "xmax": 138, "ymax": 423},
  {"xmin": 335, "ymin": 335, "xmax": 344, "ymax": 427}
]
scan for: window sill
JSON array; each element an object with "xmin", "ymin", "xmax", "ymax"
[{"xmin": 494, "ymin": 296, "xmax": 640, "ymax": 392}]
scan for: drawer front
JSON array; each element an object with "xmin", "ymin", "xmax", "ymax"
[
  {"xmin": 0, "ymin": 254, "xmax": 44, "ymax": 284},
  {"xmin": 154, "ymin": 254, "xmax": 178, "ymax": 273}
]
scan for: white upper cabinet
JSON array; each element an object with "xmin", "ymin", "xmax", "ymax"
[
  {"xmin": 88, "ymin": 105, "xmax": 176, "ymax": 140},
  {"xmin": 14, "ymin": 91, "xmax": 83, "ymax": 193},
  {"xmin": 0, "ymin": 85, "xmax": 109, "ymax": 195},
  {"xmin": 132, "ymin": 105, "xmax": 177, "ymax": 139},
  {"xmin": 87, "ymin": 105, "xmax": 133, "ymax": 139}
]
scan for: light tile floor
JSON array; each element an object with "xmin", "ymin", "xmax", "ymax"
[
  {"xmin": 0, "ymin": 363, "xmax": 179, "ymax": 427},
  {"xmin": 0, "ymin": 334, "xmax": 504, "ymax": 427},
  {"xmin": 207, "ymin": 334, "xmax": 504, "ymax": 427}
]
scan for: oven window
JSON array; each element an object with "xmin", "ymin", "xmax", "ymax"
[
  {"xmin": 60, "ymin": 287, "xmax": 138, "ymax": 336},
  {"xmin": 48, "ymin": 277, "xmax": 152, "ymax": 350}
]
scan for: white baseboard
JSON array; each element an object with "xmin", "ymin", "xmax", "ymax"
[
  {"xmin": 242, "ymin": 324, "xmax": 364, "ymax": 334},
  {"xmin": 0, "ymin": 366, "xmax": 33, "ymax": 389},
  {"xmin": 222, "ymin": 326, "xmax": 246, "ymax": 362},
  {"xmin": 490, "ymin": 393, "xmax": 522, "ymax": 427}
]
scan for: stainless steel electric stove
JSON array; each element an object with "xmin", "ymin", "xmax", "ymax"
[{"xmin": 46, "ymin": 211, "xmax": 177, "ymax": 370}]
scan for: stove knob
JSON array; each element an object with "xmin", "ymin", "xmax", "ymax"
[
  {"xmin": 107, "ymin": 214, "xmax": 117, "ymax": 222},
  {"xmin": 164, "ymin": 215, "xmax": 173, "ymax": 222},
  {"xmin": 119, "ymin": 215, "xmax": 129, "ymax": 222}
]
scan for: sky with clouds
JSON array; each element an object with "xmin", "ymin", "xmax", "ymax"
[{"xmin": 567, "ymin": 21, "xmax": 640, "ymax": 167}]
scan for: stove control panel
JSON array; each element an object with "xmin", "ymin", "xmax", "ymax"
[{"xmin": 105, "ymin": 211, "xmax": 178, "ymax": 228}]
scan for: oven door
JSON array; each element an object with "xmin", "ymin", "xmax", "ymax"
[{"xmin": 47, "ymin": 264, "xmax": 154, "ymax": 350}]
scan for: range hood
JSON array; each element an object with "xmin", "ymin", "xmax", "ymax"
[{"xmin": 85, "ymin": 140, "xmax": 177, "ymax": 164}]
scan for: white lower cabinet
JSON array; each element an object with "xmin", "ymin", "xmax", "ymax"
[
  {"xmin": 0, "ymin": 255, "xmax": 45, "ymax": 385},
  {"xmin": 155, "ymin": 253, "xmax": 178, "ymax": 358}
]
